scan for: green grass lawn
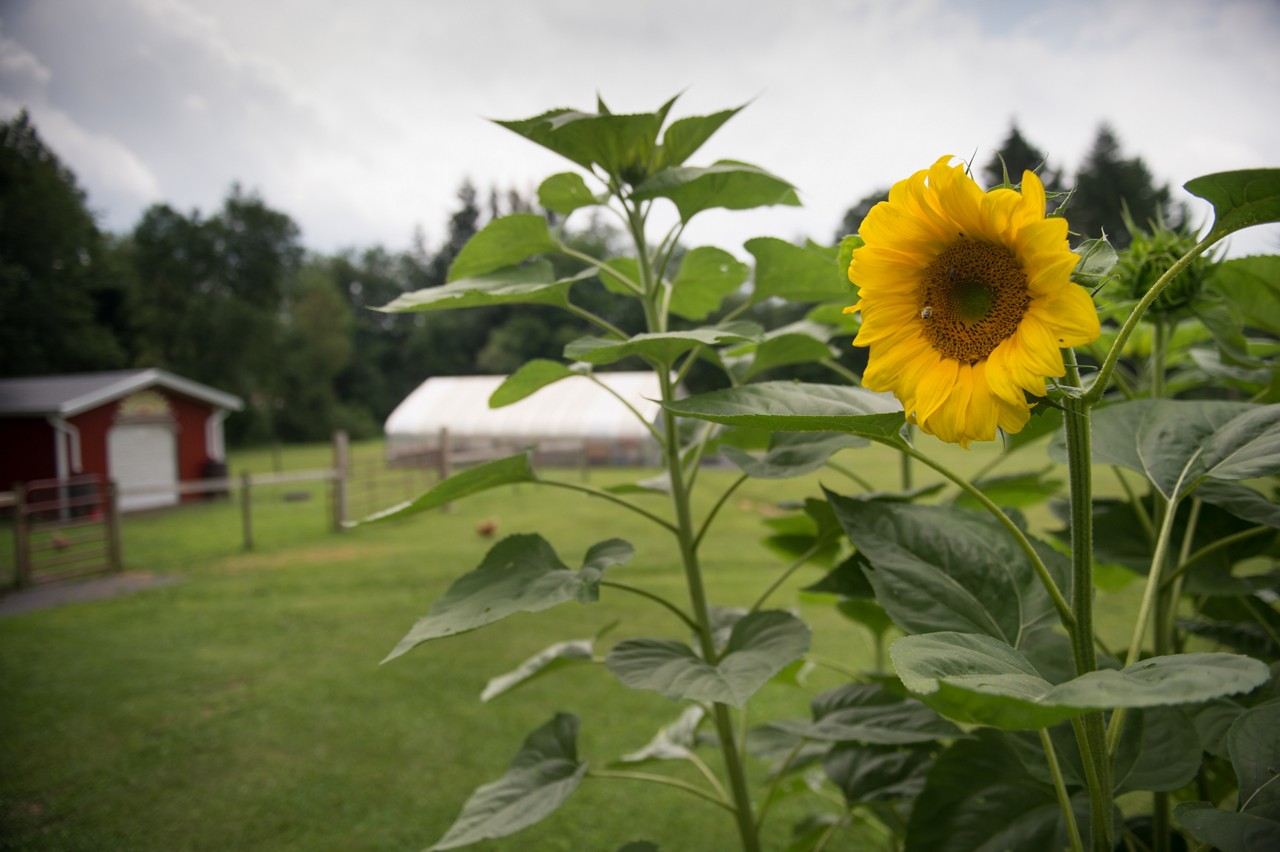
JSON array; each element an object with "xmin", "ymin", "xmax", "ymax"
[{"xmin": 0, "ymin": 436, "xmax": 1136, "ymax": 851}]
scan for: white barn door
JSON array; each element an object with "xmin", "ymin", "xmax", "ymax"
[{"xmin": 108, "ymin": 423, "xmax": 179, "ymax": 511}]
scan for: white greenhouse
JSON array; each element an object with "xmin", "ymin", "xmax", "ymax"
[{"xmin": 383, "ymin": 372, "xmax": 666, "ymax": 467}]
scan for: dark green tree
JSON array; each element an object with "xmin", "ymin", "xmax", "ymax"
[
  {"xmin": 835, "ymin": 187, "xmax": 890, "ymax": 241},
  {"xmin": 1069, "ymin": 124, "xmax": 1183, "ymax": 249},
  {"xmin": 127, "ymin": 186, "xmax": 303, "ymax": 442},
  {"xmin": 0, "ymin": 111, "xmax": 126, "ymax": 375},
  {"xmin": 982, "ymin": 122, "xmax": 1065, "ymax": 194}
]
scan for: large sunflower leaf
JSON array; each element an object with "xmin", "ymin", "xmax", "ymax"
[
  {"xmin": 892, "ymin": 632, "xmax": 1270, "ymax": 730},
  {"xmin": 828, "ymin": 495, "xmax": 1066, "ymax": 648},
  {"xmin": 384, "ymin": 535, "xmax": 633, "ymax": 662},
  {"xmin": 663, "ymin": 381, "xmax": 905, "ymax": 443},
  {"xmin": 766, "ymin": 681, "xmax": 963, "ymax": 745},
  {"xmin": 824, "ymin": 743, "xmax": 934, "ymax": 805},
  {"xmin": 378, "ymin": 260, "xmax": 577, "ymax": 314},
  {"xmin": 1060, "ymin": 399, "xmax": 1280, "ymax": 501},
  {"xmin": 480, "ymin": 637, "xmax": 597, "ymax": 702},
  {"xmin": 655, "ymin": 105, "xmax": 744, "ymax": 170},
  {"xmin": 605, "ymin": 610, "xmax": 810, "ymax": 708},
  {"xmin": 494, "ymin": 106, "xmax": 666, "ymax": 179},
  {"xmin": 721, "ymin": 432, "xmax": 868, "ymax": 480},
  {"xmin": 1174, "ymin": 701, "xmax": 1280, "ymax": 852},
  {"xmin": 630, "ymin": 160, "xmax": 800, "ymax": 222},
  {"xmin": 429, "ymin": 713, "xmax": 587, "ymax": 850},
  {"xmin": 668, "ymin": 246, "xmax": 750, "ymax": 321},
  {"xmin": 355, "ymin": 451, "xmax": 538, "ymax": 524},
  {"xmin": 489, "ymin": 360, "xmax": 581, "ymax": 409},
  {"xmin": 904, "ymin": 729, "xmax": 1092, "ymax": 852},
  {"xmin": 447, "ymin": 214, "xmax": 560, "ymax": 282},
  {"xmin": 1184, "ymin": 168, "xmax": 1280, "ymax": 239},
  {"xmin": 1208, "ymin": 255, "xmax": 1280, "ymax": 337},
  {"xmin": 723, "ymin": 320, "xmax": 839, "ymax": 382},
  {"xmin": 564, "ymin": 321, "xmax": 762, "ymax": 366},
  {"xmin": 746, "ymin": 237, "xmax": 851, "ymax": 303}
]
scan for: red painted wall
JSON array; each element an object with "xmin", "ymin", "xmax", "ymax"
[
  {"xmin": 3, "ymin": 380, "xmax": 232, "ymax": 507},
  {"xmin": 0, "ymin": 417, "xmax": 57, "ymax": 486},
  {"xmin": 67, "ymin": 388, "xmax": 218, "ymax": 502}
]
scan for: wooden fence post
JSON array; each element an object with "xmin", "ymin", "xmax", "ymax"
[
  {"xmin": 240, "ymin": 470, "xmax": 254, "ymax": 551},
  {"xmin": 332, "ymin": 430, "xmax": 349, "ymax": 530},
  {"xmin": 105, "ymin": 479, "xmax": 123, "ymax": 574},
  {"xmin": 438, "ymin": 428, "xmax": 452, "ymax": 512},
  {"xmin": 13, "ymin": 482, "xmax": 29, "ymax": 589}
]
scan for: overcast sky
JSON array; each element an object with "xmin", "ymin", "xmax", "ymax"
[{"xmin": 3, "ymin": 0, "xmax": 1279, "ymax": 261}]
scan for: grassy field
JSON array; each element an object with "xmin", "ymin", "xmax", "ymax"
[{"xmin": 0, "ymin": 436, "xmax": 1136, "ymax": 851}]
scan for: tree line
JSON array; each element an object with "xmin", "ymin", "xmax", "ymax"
[{"xmin": 0, "ymin": 110, "xmax": 1182, "ymax": 445}]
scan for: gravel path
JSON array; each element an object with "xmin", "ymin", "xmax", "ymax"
[{"xmin": 0, "ymin": 572, "xmax": 183, "ymax": 617}]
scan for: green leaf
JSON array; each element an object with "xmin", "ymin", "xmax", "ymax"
[
  {"xmin": 1173, "ymin": 803, "xmax": 1280, "ymax": 852},
  {"xmin": 378, "ymin": 260, "xmax": 577, "ymax": 314},
  {"xmin": 722, "ymin": 432, "xmax": 868, "ymax": 480},
  {"xmin": 724, "ymin": 321, "xmax": 839, "ymax": 381},
  {"xmin": 1192, "ymin": 296, "xmax": 1259, "ymax": 368},
  {"xmin": 1208, "ymin": 255, "xmax": 1280, "ymax": 337},
  {"xmin": 828, "ymin": 496, "xmax": 1065, "ymax": 648},
  {"xmin": 668, "ymin": 246, "xmax": 749, "ymax": 321},
  {"xmin": 1070, "ymin": 237, "xmax": 1118, "ymax": 286},
  {"xmin": 356, "ymin": 451, "xmax": 538, "ymax": 524},
  {"xmin": 1114, "ymin": 706, "xmax": 1202, "ymax": 793},
  {"xmin": 489, "ymin": 360, "xmax": 579, "ymax": 408},
  {"xmin": 892, "ymin": 633, "xmax": 1272, "ymax": 730},
  {"xmin": 605, "ymin": 610, "xmax": 810, "ymax": 707},
  {"xmin": 448, "ymin": 214, "xmax": 560, "ymax": 282},
  {"xmin": 494, "ymin": 107, "xmax": 665, "ymax": 182},
  {"xmin": 747, "ymin": 237, "xmax": 852, "ymax": 303},
  {"xmin": 655, "ymin": 105, "xmax": 744, "ymax": 169},
  {"xmin": 537, "ymin": 172, "xmax": 598, "ymax": 215},
  {"xmin": 598, "ymin": 256, "xmax": 641, "ymax": 295},
  {"xmin": 616, "ymin": 706, "xmax": 705, "ymax": 765},
  {"xmin": 429, "ymin": 713, "xmax": 587, "ymax": 850},
  {"xmin": 1230, "ymin": 701, "xmax": 1280, "ymax": 819},
  {"xmin": 1174, "ymin": 701, "xmax": 1280, "ymax": 851},
  {"xmin": 824, "ymin": 743, "xmax": 933, "ymax": 804},
  {"xmin": 384, "ymin": 535, "xmax": 633, "ymax": 662},
  {"xmin": 563, "ymin": 321, "xmax": 761, "ymax": 366},
  {"xmin": 768, "ymin": 682, "xmax": 963, "ymax": 745},
  {"xmin": 480, "ymin": 638, "xmax": 596, "ymax": 702},
  {"xmin": 663, "ymin": 381, "xmax": 905, "ymax": 443},
  {"xmin": 952, "ymin": 467, "xmax": 1064, "ymax": 511},
  {"xmin": 630, "ymin": 160, "xmax": 800, "ymax": 222},
  {"xmin": 1069, "ymin": 400, "xmax": 1280, "ymax": 501},
  {"xmin": 905, "ymin": 730, "xmax": 1091, "ymax": 852},
  {"xmin": 1185, "ymin": 168, "xmax": 1280, "ymax": 238},
  {"xmin": 1194, "ymin": 479, "xmax": 1280, "ymax": 529}
]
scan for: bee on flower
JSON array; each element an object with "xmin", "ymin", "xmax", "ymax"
[{"xmin": 845, "ymin": 156, "xmax": 1101, "ymax": 447}]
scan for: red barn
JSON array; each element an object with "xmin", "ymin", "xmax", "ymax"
[{"xmin": 0, "ymin": 369, "xmax": 243, "ymax": 511}]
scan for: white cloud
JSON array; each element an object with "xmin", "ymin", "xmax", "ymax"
[{"xmin": 2, "ymin": 0, "xmax": 1277, "ymax": 255}]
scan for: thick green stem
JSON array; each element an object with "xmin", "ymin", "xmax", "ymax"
[
  {"xmin": 628, "ymin": 200, "xmax": 761, "ymax": 852},
  {"xmin": 659, "ymin": 383, "xmax": 761, "ymax": 852},
  {"xmin": 1062, "ymin": 396, "xmax": 1114, "ymax": 852}
]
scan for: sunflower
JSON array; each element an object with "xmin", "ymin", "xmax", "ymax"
[{"xmin": 846, "ymin": 156, "xmax": 1100, "ymax": 447}]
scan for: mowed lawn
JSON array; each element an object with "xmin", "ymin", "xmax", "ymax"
[{"xmin": 0, "ymin": 436, "xmax": 1132, "ymax": 851}]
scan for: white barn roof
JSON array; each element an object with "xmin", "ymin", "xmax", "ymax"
[{"xmin": 384, "ymin": 372, "xmax": 664, "ymax": 442}]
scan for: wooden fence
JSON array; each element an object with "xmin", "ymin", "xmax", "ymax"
[{"xmin": 10, "ymin": 474, "xmax": 122, "ymax": 587}]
